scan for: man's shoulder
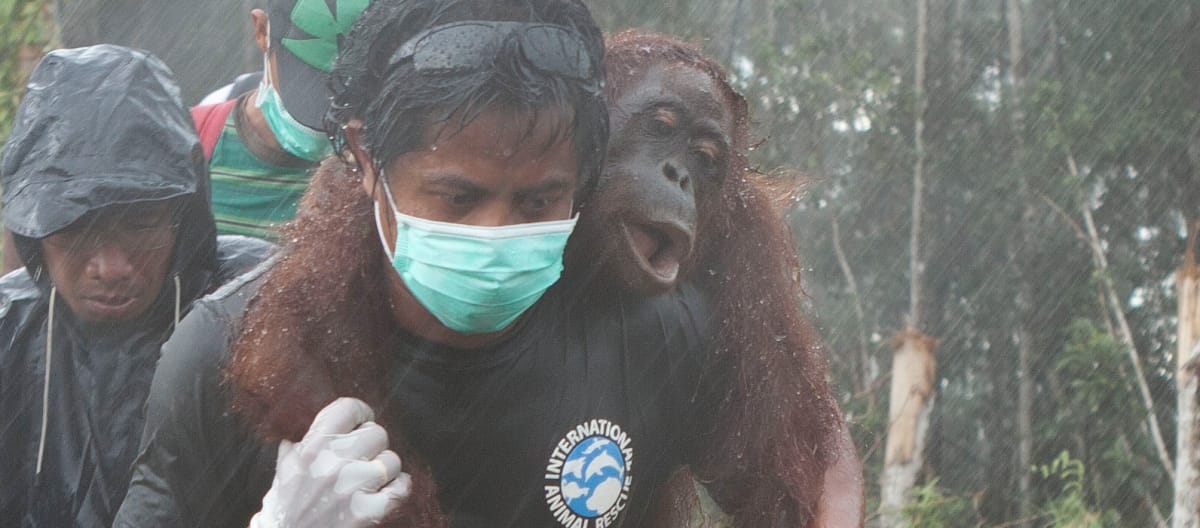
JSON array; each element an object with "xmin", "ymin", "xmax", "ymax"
[
  {"xmin": 160, "ymin": 257, "xmax": 274, "ymax": 383},
  {"xmin": 0, "ymin": 267, "xmax": 42, "ymax": 320},
  {"xmin": 545, "ymin": 280, "xmax": 712, "ymax": 351},
  {"xmin": 197, "ymin": 253, "xmax": 275, "ymax": 324},
  {"xmin": 622, "ymin": 282, "xmax": 713, "ymax": 346},
  {"xmin": 608, "ymin": 282, "xmax": 711, "ymax": 331},
  {"xmin": 214, "ymin": 234, "xmax": 276, "ymax": 284}
]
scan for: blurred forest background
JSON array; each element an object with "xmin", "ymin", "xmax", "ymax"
[{"xmin": 2, "ymin": 0, "xmax": 1199, "ymax": 526}]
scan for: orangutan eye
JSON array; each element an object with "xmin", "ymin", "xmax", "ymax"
[
  {"xmin": 645, "ymin": 107, "xmax": 679, "ymax": 136},
  {"xmin": 691, "ymin": 139, "xmax": 724, "ymax": 169}
]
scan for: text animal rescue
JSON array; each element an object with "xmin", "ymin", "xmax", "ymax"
[{"xmin": 544, "ymin": 418, "xmax": 634, "ymax": 527}]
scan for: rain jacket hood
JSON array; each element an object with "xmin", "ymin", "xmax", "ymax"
[
  {"xmin": 2, "ymin": 44, "xmax": 218, "ymax": 303},
  {"xmin": 0, "ymin": 45, "xmax": 273, "ymax": 527}
]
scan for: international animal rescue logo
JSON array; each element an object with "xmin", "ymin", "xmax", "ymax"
[{"xmin": 544, "ymin": 418, "xmax": 633, "ymax": 527}]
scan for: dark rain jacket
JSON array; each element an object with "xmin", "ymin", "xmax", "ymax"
[{"xmin": 0, "ymin": 45, "xmax": 274, "ymax": 527}]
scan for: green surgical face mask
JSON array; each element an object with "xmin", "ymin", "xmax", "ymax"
[
  {"xmin": 254, "ymin": 54, "xmax": 332, "ymax": 162},
  {"xmin": 374, "ymin": 176, "xmax": 577, "ymax": 335}
]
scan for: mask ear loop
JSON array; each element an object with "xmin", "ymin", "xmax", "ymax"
[
  {"xmin": 256, "ymin": 21, "xmax": 274, "ymax": 105},
  {"xmin": 373, "ymin": 168, "xmax": 400, "ymax": 259},
  {"xmin": 263, "ymin": 20, "xmax": 272, "ymax": 83},
  {"xmin": 378, "ymin": 169, "xmax": 404, "ymax": 214}
]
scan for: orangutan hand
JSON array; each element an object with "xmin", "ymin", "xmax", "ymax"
[{"xmin": 249, "ymin": 397, "xmax": 411, "ymax": 527}]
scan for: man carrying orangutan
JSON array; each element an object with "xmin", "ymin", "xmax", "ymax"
[{"xmin": 116, "ymin": 1, "xmax": 862, "ymax": 526}]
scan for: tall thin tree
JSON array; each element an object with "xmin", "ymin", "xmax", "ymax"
[
  {"xmin": 1175, "ymin": 223, "xmax": 1200, "ymax": 527},
  {"xmin": 880, "ymin": 0, "xmax": 937, "ymax": 524},
  {"xmin": 1005, "ymin": 0, "xmax": 1034, "ymax": 522}
]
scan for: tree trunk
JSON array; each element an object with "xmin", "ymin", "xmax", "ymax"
[
  {"xmin": 831, "ymin": 213, "xmax": 873, "ymax": 407},
  {"xmin": 880, "ymin": 329, "xmax": 937, "ymax": 526},
  {"xmin": 880, "ymin": 0, "xmax": 932, "ymax": 524},
  {"xmin": 1005, "ymin": 0, "xmax": 1033, "ymax": 521},
  {"xmin": 1174, "ymin": 223, "xmax": 1200, "ymax": 528}
]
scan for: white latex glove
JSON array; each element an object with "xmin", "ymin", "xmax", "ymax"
[{"xmin": 249, "ymin": 397, "xmax": 412, "ymax": 528}]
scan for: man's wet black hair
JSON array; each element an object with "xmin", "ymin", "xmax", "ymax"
[{"xmin": 326, "ymin": 0, "xmax": 607, "ymax": 203}]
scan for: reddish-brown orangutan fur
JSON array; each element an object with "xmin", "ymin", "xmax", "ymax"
[
  {"xmin": 225, "ymin": 30, "xmax": 843, "ymax": 527},
  {"xmin": 603, "ymin": 30, "xmax": 844, "ymax": 527},
  {"xmin": 225, "ymin": 155, "xmax": 447, "ymax": 526}
]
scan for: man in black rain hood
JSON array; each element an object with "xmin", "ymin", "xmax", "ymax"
[{"xmin": 0, "ymin": 44, "xmax": 273, "ymax": 527}]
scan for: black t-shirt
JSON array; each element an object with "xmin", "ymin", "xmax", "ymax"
[
  {"xmin": 114, "ymin": 267, "xmax": 713, "ymax": 528},
  {"xmin": 390, "ymin": 282, "xmax": 712, "ymax": 527}
]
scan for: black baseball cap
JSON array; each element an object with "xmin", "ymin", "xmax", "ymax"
[{"xmin": 267, "ymin": 0, "xmax": 369, "ymax": 129}]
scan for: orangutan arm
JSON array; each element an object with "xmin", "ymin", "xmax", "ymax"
[{"xmin": 813, "ymin": 424, "xmax": 865, "ymax": 528}]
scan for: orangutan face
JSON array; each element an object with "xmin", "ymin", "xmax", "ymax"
[{"xmin": 578, "ymin": 62, "xmax": 733, "ymax": 295}]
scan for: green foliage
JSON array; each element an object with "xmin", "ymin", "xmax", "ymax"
[
  {"xmin": 1034, "ymin": 451, "xmax": 1118, "ymax": 528},
  {"xmin": 1045, "ymin": 319, "xmax": 1167, "ymax": 526},
  {"xmin": 0, "ymin": 0, "xmax": 52, "ymax": 142},
  {"xmin": 840, "ymin": 392, "xmax": 888, "ymax": 517},
  {"xmin": 899, "ymin": 479, "xmax": 978, "ymax": 528},
  {"xmin": 1056, "ymin": 319, "xmax": 1128, "ymax": 415}
]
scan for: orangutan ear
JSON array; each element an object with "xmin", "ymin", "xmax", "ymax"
[{"xmin": 343, "ymin": 120, "xmax": 377, "ymax": 197}]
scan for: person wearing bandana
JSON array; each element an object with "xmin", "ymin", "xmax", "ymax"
[{"xmin": 193, "ymin": 0, "xmax": 370, "ymax": 241}]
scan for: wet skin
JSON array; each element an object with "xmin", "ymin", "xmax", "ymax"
[
  {"xmin": 355, "ymin": 108, "xmax": 579, "ymax": 349},
  {"xmin": 40, "ymin": 201, "xmax": 177, "ymax": 323},
  {"xmin": 580, "ymin": 62, "xmax": 733, "ymax": 295}
]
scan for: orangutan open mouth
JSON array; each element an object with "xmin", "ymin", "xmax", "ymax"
[{"xmin": 621, "ymin": 220, "xmax": 694, "ymax": 286}]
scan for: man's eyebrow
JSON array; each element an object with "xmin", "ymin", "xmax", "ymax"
[
  {"xmin": 515, "ymin": 176, "xmax": 574, "ymax": 196},
  {"xmin": 423, "ymin": 174, "xmax": 488, "ymax": 193}
]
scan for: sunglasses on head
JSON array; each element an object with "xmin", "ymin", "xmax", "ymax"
[{"xmin": 387, "ymin": 21, "xmax": 596, "ymax": 85}]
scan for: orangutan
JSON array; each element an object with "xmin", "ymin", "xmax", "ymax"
[{"xmin": 570, "ymin": 30, "xmax": 858, "ymax": 527}]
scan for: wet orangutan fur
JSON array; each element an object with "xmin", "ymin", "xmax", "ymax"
[
  {"xmin": 225, "ymin": 31, "xmax": 844, "ymax": 527},
  {"xmin": 225, "ymin": 154, "xmax": 448, "ymax": 526},
  {"xmin": 600, "ymin": 30, "xmax": 843, "ymax": 527}
]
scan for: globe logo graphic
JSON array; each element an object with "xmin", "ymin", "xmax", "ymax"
[{"xmin": 558, "ymin": 436, "xmax": 627, "ymax": 517}]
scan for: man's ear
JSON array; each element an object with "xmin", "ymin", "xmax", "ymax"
[
  {"xmin": 251, "ymin": 9, "xmax": 269, "ymax": 54},
  {"xmin": 343, "ymin": 120, "xmax": 377, "ymax": 197}
]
